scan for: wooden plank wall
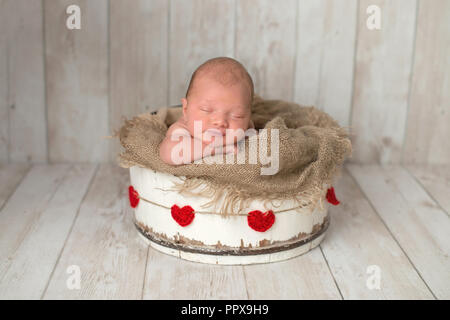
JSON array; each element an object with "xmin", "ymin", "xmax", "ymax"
[
  {"xmin": 0, "ymin": 0, "xmax": 47, "ymax": 163},
  {"xmin": 403, "ymin": 0, "xmax": 450, "ymax": 164},
  {"xmin": 0, "ymin": 0, "xmax": 448, "ymax": 165},
  {"xmin": 109, "ymin": 0, "xmax": 169, "ymax": 162},
  {"xmin": 44, "ymin": 0, "xmax": 109, "ymax": 162},
  {"xmin": 351, "ymin": 0, "xmax": 417, "ymax": 164}
]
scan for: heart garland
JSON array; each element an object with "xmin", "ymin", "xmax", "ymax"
[
  {"xmin": 326, "ymin": 187, "xmax": 340, "ymax": 205},
  {"xmin": 128, "ymin": 185, "xmax": 339, "ymax": 230},
  {"xmin": 128, "ymin": 185, "xmax": 140, "ymax": 208},
  {"xmin": 171, "ymin": 204, "xmax": 195, "ymax": 227},
  {"xmin": 247, "ymin": 210, "xmax": 275, "ymax": 232}
]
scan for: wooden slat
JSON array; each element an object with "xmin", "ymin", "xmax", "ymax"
[
  {"xmin": 403, "ymin": 0, "xmax": 450, "ymax": 164},
  {"xmin": 0, "ymin": 164, "xmax": 96, "ymax": 299},
  {"xmin": 143, "ymin": 249, "xmax": 247, "ymax": 299},
  {"xmin": 235, "ymin": 0, "xmax": 297, "ymax": 100},
  {"xmin": 43, "ymin": 165, "xmax": 148, "ymax": 299},
  {"xmin": 404, "ymin": 164, "xmax": 450, "ymax": 216},
  {"xmin": 1, "ymin": 0, "xmax": 47, "ymax": 163},
  {"xmin": 321, "ymin": 167, "xmax": 433, "ymax": 299},
  {"xmin": 0, "ymin": 164, "xmax": 30, "ymax": 209},
  {"xmin": 294, "ymin": 0, "xmax": 357, "ymax": 127},
  {"xmin": 243, "ymin": 247, "xmax": 342, "ymax": 299},
  {"xmin": 350, "ymin": 0, "xmax": 417, "ymax": 163},
  {"xmin": 0, "ymin": 165, "xmax": 70, "ymax": 278},
  {"xmin": 168, "ymin": 0, "xmax": 235, "ymax": 105},
  {"xmin": 348, "ymin": 164, "xmax": 450, "ymax": 299},
  {"xmin": 0, "ymin": 0, "xmax": 8, "ymax": 163},
  {"xmin": 109, "ymin": 0, "xmax": 169, "ymax": 162},
  {"xmin": 44, "ymin": 0, "xmax": 109, "ymax": 162}
]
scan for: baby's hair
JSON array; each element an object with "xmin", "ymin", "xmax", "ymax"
[{"xmin": 185, "ymin": 57, "xmax": 254, "ymax": 104}]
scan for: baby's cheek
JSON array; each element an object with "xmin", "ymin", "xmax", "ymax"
[{"xmin": 188, "ymin": 119, "xmax": 207, "ymax": 136}]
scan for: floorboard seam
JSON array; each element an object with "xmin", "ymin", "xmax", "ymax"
[
  {"xmin": 319, "ymin": 245, "xmax": 344, "ymax": 300},
  {"xmin": 0, "ymin": 165, "xmax": 32, "ymax": 213},
  {"xmin": 346, "ymin": 165, "xmax": 438, "ymax": 299},
  {"xmin": 403, "ymin": 165, "xmax": 450, "ymax": 218},
  {"xmin": 40, "ymin": 164, "xmax": 99, "ymax": 299}
]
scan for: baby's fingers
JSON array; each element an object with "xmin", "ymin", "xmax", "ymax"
[{"xmin": 225, "ymin": 144, "xmax": 238, "ymax": 154}]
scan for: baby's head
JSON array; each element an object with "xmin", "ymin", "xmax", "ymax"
[{"xmin": 181, "ymin": 57, "xmax": 254, "ymax": 137}]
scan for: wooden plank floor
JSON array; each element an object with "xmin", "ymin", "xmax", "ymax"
[{"xmin": 0, "ymin": 163, "xmax": 448, "ymax": 300}]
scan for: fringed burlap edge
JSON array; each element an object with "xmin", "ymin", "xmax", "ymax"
[{"xmin": 157, "ymin": 165, "xmax": 344, "ymax": 216}]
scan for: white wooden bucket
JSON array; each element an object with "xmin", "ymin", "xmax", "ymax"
[{"xmin": 129, "ymin": 166, "xmax": 331, "ymax": 265}]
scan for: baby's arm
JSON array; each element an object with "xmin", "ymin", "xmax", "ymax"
[{"xmin": 159, "ymin": 123, "xmax": 232, "ymax": 165}]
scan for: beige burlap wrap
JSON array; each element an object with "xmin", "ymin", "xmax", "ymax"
[{"xmin": 116, "ymin": 96, "xmax": 353, "ymax": 215}]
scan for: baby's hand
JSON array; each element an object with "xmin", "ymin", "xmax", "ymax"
[{"xmin": 224, "ymin": 143, "xmax": 238, "ymax": 155}]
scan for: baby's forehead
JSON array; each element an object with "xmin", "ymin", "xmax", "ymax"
[
  {"xmin": 200, "ymin": 99, "xmax": 246, "ymax": 108},
  {"xmin": 195, "ymin": 73, "xmax": 250, "ymax": 97}
]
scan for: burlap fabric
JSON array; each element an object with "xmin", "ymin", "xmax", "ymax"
[{"xmin": 116, "ymin": 96, "xmax": 352, "ymax": 215}]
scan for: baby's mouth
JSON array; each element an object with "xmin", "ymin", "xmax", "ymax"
[{"xmin": 205, "ymin": 128, "xmax": 226, "ymax": 136}]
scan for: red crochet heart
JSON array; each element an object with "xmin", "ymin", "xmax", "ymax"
[
  {"xmin": 326, "ymin": 187, "xmax": 340, "ymax": 205},
  {"xmin": 128, "ymin": 185, "xmax": 140, "ymax": 208},
  {"xmin": 171, "ymin": 204, "xmax": 195, "ymax": 227},
  {"xmin": 247, "ymin": 210, "xmax": 275, "ymax": 232}
]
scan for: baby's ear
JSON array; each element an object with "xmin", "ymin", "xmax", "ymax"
[{"xmin": 181, "ymin": 98, "xmax": 188, "ymax": 116}]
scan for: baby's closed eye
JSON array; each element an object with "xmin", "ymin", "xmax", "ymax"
[{"xmin": 199, "ymin": 106, "xmax": 211, "ymax": 112}]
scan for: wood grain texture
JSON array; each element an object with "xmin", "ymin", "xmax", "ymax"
[
  {"xmin": 0, "ymin": 164, "xmax": 70, "ymax": 280},
  {"xmin": 43, "ymin": 165, "xmax": 148, "ymax": 299},
  {"xmin": 44, "ymin": 0, "xmax": 109, "ymax": 162},
  {"xmin": 403, "ymin": 0, "xmax": 450, "ymax": 164},
  {"xmin": 0, "ymin": 164, "xmax": 96, "ymax": 299},
  {"xmin": 109, "ymin": 0, "xmax": 169, "ymax": 162},
  {"xmin": 236, "ymin": 0, "xmax": 297, "ymax": 100},
  {"xmin": 143, "ymin": 248, "xmax": 247, "ymax": 299},
  {"xmin": 0, "ymin": 0, "xmax": 8, "ymax": 163},
  {"xmin": 322, "ymin": 168, "xmax": 433, "ymax": 299},
  {"xmin": 0, "ymin": 164, "xmax": 30, "ymax": 210},
  {"xmin": 243, "ymin": 247, "xmax": 342, "ymax": 299},
  {"xmin": 350, "ymin": 0, "xmax": 417, "ymax": 164},
  {"xmin": 168, "ymin": 0, "xmax": 235, "ymax": 105},
  {"xmin": 348, "ymin": 164, "xmax": 450, "ymax": 299},
  {"xmin": 0, "ymin": 0, "xmax": 47, "ymax": 163},
  {"xmin": 404, "ymin": 164, "xmax": 450, "ymax": 216},
  {"xmin": 294, "ymin": 0, "xmax": 357, "ymax": 128},
  {"xmin": 0, "ymin": 164, "xmax": 448, "ymax": 298}
]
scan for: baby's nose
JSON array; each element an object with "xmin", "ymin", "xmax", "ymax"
[{"xmin": 212, "ymin": 116, "xmax": 227, "ymax": 127}]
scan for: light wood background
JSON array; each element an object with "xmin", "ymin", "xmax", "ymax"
[
  {"xmin": 0, "ymin": 163, "xmax": 449, "ymax": 299},
  {"xmin": 0, "ymin": 0, "xmax": 449, "ymax": 164}
]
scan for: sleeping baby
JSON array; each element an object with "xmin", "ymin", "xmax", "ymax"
[{"xmin": 159, "ymin": 57, "xmax": 255, "ymax": 165}]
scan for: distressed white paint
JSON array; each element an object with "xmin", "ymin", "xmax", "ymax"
[
  {"xmin": 348, "ymin": 164, "xmax": 450, "ymax": 299},
  {"xmin": 350, "ymin": 0, "xmax": 417, "ymax": 164},
  {"xmin": 168, "ymin": 0, "xmax": 235, "ymax": 105},
  {"xmin": 0, "ymin": 164, "xmax": 448, "ymax": 298},
  {"xmin": 109, "ymin": 0, "xmax": 169, "ymax": 162},
  {"xmin": 130, "ymin": 166, "xmax": 329, "ymax": 249},
  {"xmin": 295, "ymin": 0, "xmax": 357, "ymax": 128},
  {"xmin": 236, "ymin": 0, "xmax": 297, "ymax": 100},
  {"xmin": 42, "ymin": 165, "xmax": 148, "ymax": 299},
  {"xmin": 0, "ymin": 165, "xmax": 96, "ymax": 299},
  {"xmin": 403, "ymin": 0, "xmax": 450, "ymax": 164},
  {"xmin": 0, "ymin": 0, "xmax": 47, "ymax": 163},
  {"xmin": 321, "ymin": 168, "xmax": 433, "ymax": 299},
  {"xmin": 0, "ymin": 1, "xmax": 447, "ymax": 165},
  {"xmin": 45, "ymin": 0, "xmax": 109, "ymax": 162}
]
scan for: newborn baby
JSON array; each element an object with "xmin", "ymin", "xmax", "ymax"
[{"xmin": 160, "ymin": 57, "xmax": 255, "ymax": 165}]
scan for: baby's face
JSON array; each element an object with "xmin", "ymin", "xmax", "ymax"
[{"xmin": 181, "ymin": 76, "xmax": 251, "ymax": 138}]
